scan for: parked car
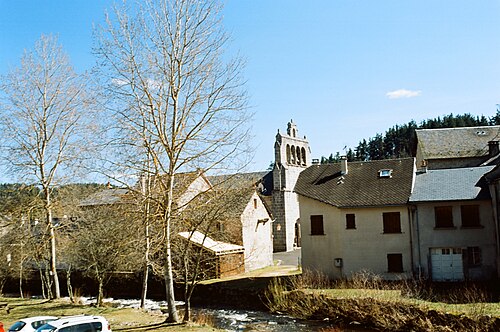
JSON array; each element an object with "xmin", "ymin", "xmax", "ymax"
[
  {"xmin": 7, "ymin": 317, "xmax": 57, "ymax": 332},
  {"xmin": 35, "ymin": 315, "xmax": 111, "ymax": 332}
]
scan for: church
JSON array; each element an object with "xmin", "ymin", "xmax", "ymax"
[{"xmin": 255, "ymin": 120, "xmax": 311, "ymax": 252}]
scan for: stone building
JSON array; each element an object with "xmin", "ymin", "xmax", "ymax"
[{"xmin": 271, "ymin": 121, "xmax": 310, "ymax": 252}]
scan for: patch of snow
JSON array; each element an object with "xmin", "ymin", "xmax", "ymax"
[{"xmin": 67, "ymin": 297, "xmax": 184, "ymax": 310}]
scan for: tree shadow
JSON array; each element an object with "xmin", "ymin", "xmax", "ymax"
[{"xmin": 114, "ymin": 321, "xmax": 185, "ymax": 331}]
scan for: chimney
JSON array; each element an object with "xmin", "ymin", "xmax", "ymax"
[
  {"xmin": 488, "ymin": 140, "xmax": 499, "ymax": 157},
  {"xmin": 341, "ymin": 156, "xmax": 348, "ymax": 175}
]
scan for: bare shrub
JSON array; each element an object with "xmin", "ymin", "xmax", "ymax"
[
  {"xmin": 71, "ymin": 288, "xmax": 84, "ymax": 305},
  {"xmin": 263, "ymin": 277, "xmax": 288, "ymax": 312},
  {"xmin": 334, "ymin": 269, "xmax": 384, "ymax": 290},
  {"xmin": 192, "ymin": 310, "xmax": 216, "ymax": 327},
  {"xmin": 319, "ymin": 327, "xmax": 343, "ymax": 332},
  {"xmin": 291, "ymin": 269, "xmax": 332, "ymax": 290}
]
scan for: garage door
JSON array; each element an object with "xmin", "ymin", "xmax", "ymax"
[{"xmin": 430, "ymin": 248, "xmax": 464, "ymax": 281}]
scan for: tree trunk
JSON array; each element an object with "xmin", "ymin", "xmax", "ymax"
[
  {"xmin": 66, "ymin": 266, "xmax": 74, "ymax": 303},
  {"xmin": 183, "ymin": 297, "xmax": 191, "ymax": 322},
  {"xmin": 164, "ymin": 172, "xmax": 179, "ymax": 323},
  {"xmin": 97, "ymin": 277, "xmax": 104, "ymax": 307},
  {"xmin": 44, "ymin": 187, "xmax": 60, "ymax": 299},
  {"xmin": 19, "ymin": 259, "xmax": 24, "ymax": 298},
  {"xmin": 140, "ymin": 173, "xmax": 151, "ymax": 309},
  {"xmin": 140, "ymin": 262, "xmax": 149, "ymax": 309},
  {"xmin": 164, "ymin": 241, "xmax": 178, "ymax": 322}
]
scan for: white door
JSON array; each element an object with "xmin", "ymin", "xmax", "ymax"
[{"xmin": 430, "ymin": 248, "xmax": 464, "ymax": 281}]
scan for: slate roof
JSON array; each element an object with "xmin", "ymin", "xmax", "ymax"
[
  {"xmin": 79, "ymin": 188, "xmax": 129, "ymax": 206},
  {"xmin": 409, "ymin": 166, "xmax": 494, "ymax": 202},
  {"xmin": 208, "ymin": 171, "xmax": 273, "ymax": 218},
  {"xmin": 294, "ymin": 158, "xmax": 415, "ymax": 208},
  {"xmin": 178, "ymin": 231, "xmax": 244, "ymax": 255},
  {"xmin": 79, "ymin": 171, "xmax": 208, "ymax": 206},
  {"xmin": 416, "ymin": 126, "xmax": 500, "ymax": 160}
]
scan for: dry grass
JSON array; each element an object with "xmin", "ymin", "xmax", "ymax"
[
  {"xmin": 264, "ymin": 270, "xmax": 500, "ymax": 331},
  {"xmin": 0, "ymin": 297, "xmax": 223, "ymax": 332}
]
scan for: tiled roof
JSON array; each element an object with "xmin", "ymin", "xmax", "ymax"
[
  {"xmin": 416, "ymin": 126, "xmax": 500, "ymax": 160},
  {"xmin": 294, "ymin": 158, "xmax": 415, "ymax": 208},
  {"xmin": 178, "ymin": 231, "xmax": 244, "ymax": 255},
  {"xmin": 409, "ymin": 166, "xmax": 494, "ymax": 202}
]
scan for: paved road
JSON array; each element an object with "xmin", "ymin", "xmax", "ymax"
[{"xmin": 273, "ymin": 248, "xmax": 301, "ymax": 267}]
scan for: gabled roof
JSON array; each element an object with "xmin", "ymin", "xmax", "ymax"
[
  {"xmin": 416, "ymin": 126, "xmax": 500, "ymax": 160},
  {"xmin": 178, "ymin": 231, "xmax": 244, "ymax": 255},
  {"xmin": 208, "ymin": 171, "xmax": 273, "ymax": 218},
  {"xmin": 409, "ymin": 166, "xmax": 494, "ymax": 202},
  {"xmin": 79, "ymin": 188, "xmax": 129, "ymax": 206},
  {"xmin": 79, "ymin": 171, "xmax": 208, "ymax": 207},
  {"xmin": 294, "ymin": 158, "xmax": 415, "ymax": 208}
]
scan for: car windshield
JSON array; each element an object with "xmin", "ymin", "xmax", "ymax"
[
  {"xmin": 8, "ymin": 321, "xmax": 26, "ymax": 331},
  {"xmin": 32, "ymin": 320, "xmax": 56, "ymax": 329},
  {"xmin": 35, "ymin": 323, "xmax": 56, "ymax": 332}
]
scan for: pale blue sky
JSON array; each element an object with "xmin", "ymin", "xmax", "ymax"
[{"xmin": 1, "ymin": 0, "xmax": 500, "ymax": 179}]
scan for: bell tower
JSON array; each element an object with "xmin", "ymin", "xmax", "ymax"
[{"xmin": 272, "ymin": 120, "xmax": 310, "ymax": 252}]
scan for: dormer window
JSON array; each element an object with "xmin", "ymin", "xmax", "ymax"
[{"xmin": 378, "ymin": 169, "xmax": 393, "ymax": 178}]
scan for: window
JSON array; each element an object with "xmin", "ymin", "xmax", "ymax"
[
  {"xmin": 467, "ymin": 247, "xmax": 481, "ymax": 266},
  {"xmin": 383, "ymin": 212, "xmax": 401, "ymax": 233},
  {"xmin": 461, "ymin": 205, "xmax": 481, "ymax": 227},
  {"xmin": 387, "ymin": 253, "xmax": 403, "ymax": 273},
  {"xmin": 60, "ymin": 322, "xmax": 103, "ymax": 332},
  {"xmin": 310, "ymin": 215, "xmax": 324, "ymax": 235},
  {"xmin": 378, "ymin": 169, "xmax": 393, "ymax": 178},
  {"xmin": 346, "ymin": 214, "xmax": 356, "ymax": 229},
  {"xmin": 253, "ymin": 198, "xmax": 258, "ymax": 209},
  {"xmin": 435, "ymin": 206, "xmax": 454, "ymax": 228}
]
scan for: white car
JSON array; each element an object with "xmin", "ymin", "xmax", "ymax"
[
  {"xmin": 7, "ymin": 317, "xmax": 57, "ymax": 332},
  {"xmin": 35, "ymin": 315, "xmax": 111, "ymax": 332}
]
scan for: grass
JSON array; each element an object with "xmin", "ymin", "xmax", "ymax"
[
  {"xmin": 0, "ymin": 297, "xmax": 223, "ymax": 332},
  {"xmin": 310, "ymin": 288, "xmax": 500, "ymax": 317}
]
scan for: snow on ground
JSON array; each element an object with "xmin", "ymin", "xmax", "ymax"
[{"xmin": 74, "ymin": 297, "xmax": 184, "ymax": 310}]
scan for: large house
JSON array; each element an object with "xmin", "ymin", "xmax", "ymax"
[
  {"xmin": 415, "ymin": 126, "xmax": 500, "ymax": 169},
  {"xmin": 296, "ymin": 125, "xmax": 500, "ymax": 281},
  {"xmin": 294, "ymin": 158, "xmax": 415, "ymax": 280},
  {"xmin": 409, "ymin": 166, "xmax": 497, "ymax": 281}
]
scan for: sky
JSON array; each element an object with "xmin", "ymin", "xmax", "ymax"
[{"xmin": 1, "ymin": 0, "xmax": 500, "ymax": 180}]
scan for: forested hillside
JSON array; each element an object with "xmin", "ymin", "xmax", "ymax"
[{"xmin": 321, "ymin": 112, "xmax": 500, "ymax": 163}]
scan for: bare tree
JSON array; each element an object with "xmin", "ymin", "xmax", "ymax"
[
  {"xmin": 68, "ymin": 204, "xmax": 140, "ymax": 307},
  {"xmin": 94, "ymin": 0, "xmax": 251, "ymax": 322},
  {"xmin": 0, "ymin": 35, "xmax": 97, "ymax": 298}
]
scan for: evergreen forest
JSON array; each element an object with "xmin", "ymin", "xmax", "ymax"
[{"xmin": 321, "ymin": 111, "xmax": 500, "ymax": 164}]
